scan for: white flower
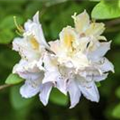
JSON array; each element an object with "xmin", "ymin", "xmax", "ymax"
[
  {"xmin": 13, "ymin": 11, "xmax": 49, "ymax": 61},
  {"xmin": 12, "ymin": 10, "xmax": 114, "ymax": 108},
  {"xmin": 49, "ymin": 11, "xmax": 114, "ymax": 108},
  {"xmin": 72, "ymin": 10, "xmax": 106, "ymax": 41},
  {"xmin": 12, "ymin": 12, "xmax": 53, "ymax": 106}
]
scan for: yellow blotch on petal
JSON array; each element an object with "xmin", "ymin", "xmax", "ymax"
[
  {"xmin": 30, "ymin": 36, "xmax": 39, "ymax": 50},
  {"xmin": 60, "ymin": 26, "xmax": 76, "ymax": 50},
  {"xmin": 64, "ymin": 32, "xmax": 75, "ymax": 48}
]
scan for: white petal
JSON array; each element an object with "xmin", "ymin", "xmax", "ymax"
[
  {"xmin": 13, "ymin": 59, "xmax": 41, "ymax": 80},
  {"xmin": 33, "ymin": 11, "xmax": 39, "ymax": 24},
  {"xmin": 42, "ymin": 53, "xmax": 67, "ymax": 94},
  {"xmin": 85, "ymin": 23, "xmax": 105, "ymax": 37},
  {"xmin": 67, "ymin": 80, "xmax": 81, "ymax": 108},
  {"xmin": 92, "ymin": 73, "xmax": 108, "ymax": 82},
  {"xmin": 20, "ymin": 78, "xmax": 42, "ymax": 98},
  {"xmin": 43, "ymin": 70, "xmax": 67, "ymax": 95},
  {"xmin": 12, "ymin": 37, "xmax": 39, "ymax": 60},
  {"xmin": 99, "ymin": 58, "xmax": 114, "ymax": 73},
  {"xmin": 43, "ymin": 53, "xmax": 58, "ymax": 72},
  {"xmin": 88, "ymin": 41, "xmax": 111, "ymax": 60},
  {"xmin": 79, "ymin": 81, "xmax": 99, "ymax": 102},
  {"xmin": 39, "ymin": 82, "xmax": 53, "ymax": 106},
  {"xmin": 42, "ymin": 71, "xmax": 59, "ymax": 83},
  {"xmin": 72, "ymin": 10, "xmax": 90, "ymax": 33},
  {"xmin": 32, "ymin": 12, "xmax": 49, "ymax": 49},
  {"xmin": 55, "ymin": 78, "xmax": 67, "ymax": 95},
  {"xmin": 49, "ymin": 40, "xmax": 61, "ymax": 54}
]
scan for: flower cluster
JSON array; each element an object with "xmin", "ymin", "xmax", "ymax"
[{"xmin": 13, "ymin": 11, "xmax": 114, "ymax": 108}]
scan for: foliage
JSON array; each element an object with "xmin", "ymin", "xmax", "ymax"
[
  {"xmin": 92, "ymin": 0, "xmax": 120, "ymax": 19},
  {"xmin": 5, "ymin": 74, "xmax": 24, "ymax": 84},
  {"xmin": 0, "ymin": 0, "xmax": 120, "ymax": 120}
]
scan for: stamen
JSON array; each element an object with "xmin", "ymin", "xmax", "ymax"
[
  {"xmin": 15, "ymin": 30, "xmax": 23, "ymax": 36},
  {"xmin": 13, "ymin": 16, "xmax": 24, "ymax": 34}
]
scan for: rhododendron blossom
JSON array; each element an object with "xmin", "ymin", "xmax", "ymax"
[
  {"xmin": 12, "ymin": 10, "xmax": 114, "ymax": 108},
  {"xmin": 13, "ymin": 12, "xmax": 53, "ymax": 105}
]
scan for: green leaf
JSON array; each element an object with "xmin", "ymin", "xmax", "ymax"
[
  {"xmin": 90, "ymin": 0, "xmax": 100, "ymax": 1},
  {"xmin": 0, "ymin": 29, "xmax": 14, "ymax": 44},
  {"xmin": 45, "ymin": 0, "xmax": 68, "ymax": 7},
  {"xmin": 112, "ymin": 103, "xmax": 120, "ymax": 119},
  {"xmin": 5, "ymin": 73, "xmax": 24, "ymax": 84},
  {"xmin": 114, "ymin": 33, "xmax": 120, "ymax": 45},
  {"xmin": 50, "ymin": 88, "xmax": 68, "ymax": 106},
  {"xmin": 96, "ymin": 82, "xmax": 101, "ymax": 87},
  {"xmin": 92, "ymin": 0, "xmax": 120, "ymax": 19},
  {"xmin": 0, "ymin": 15, "xmax": 23, "ymax": 29},
  {"xmin": 10, "ymin": 85, "xmax": 34, "ymax": 110},
  {"xmin": 116, "ymin": 87, "xmax": 120, "ymax": 99}
]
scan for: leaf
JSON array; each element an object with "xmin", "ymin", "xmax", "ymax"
[
  {"xmin": 50, "ymin": 88, "xmax": 68, "ymax": 106},
  {"xmin": 116, "ymin": 87, "xmax": 120, "ymax": 99},
  {"xmin": 45, "ymin": 0, "xmax": 68, "ymax": 7},
  {"xmin": 112, "ymin": 103, "xmax": 120, "ymax": 119},
  {"xmin": 90, "ymin": 0, "xmax": 100, "ymax": 1},
  {"xmin": 5, "ymin": 73, "xmax": 24, "ymax": 84},
  {"xmin": 114, "ymin": 33, "xmax": 120, "ymax": 45},
  {"xmin": 0, "ymin": 16, "xmax": 23, "ymax": 29},
  {"xmin": 0, "ymin": 49, "xmax": 20, "ymax": 69},
  {"xmin": 10, "ymin": 85, "xmax": 34, "ymax": 110},
  {"xmin": 0, "ymin": 29, "xmax": 14, "ymax": 44},
  {"xmin": 96, "ymin": 82, "xmax": 101, "ymax": 87},
  {"xmin": 92, "ymin": 0, "xmax": 120, "ymax": 19}
]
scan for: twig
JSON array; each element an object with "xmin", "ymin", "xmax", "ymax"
[
  {"xmin": 0, "ymin": 84, "xmax": 13, "ymax": 91},
  {"xmin": 106, "ymin": 18, "xmax": 120, "ymax": 27}
]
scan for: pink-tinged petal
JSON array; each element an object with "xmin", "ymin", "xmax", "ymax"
[{"xmin": 39, "ymin": 82, "xmax": 53, "ymax": 106}]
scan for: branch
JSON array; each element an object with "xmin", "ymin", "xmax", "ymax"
[
  {"xmin": 0, "ymin": 84, "xmax": 13, "ymax": 91},
  {"xmin": 106, "ymin": 18, "xmax": 120, "ymax": 27}
]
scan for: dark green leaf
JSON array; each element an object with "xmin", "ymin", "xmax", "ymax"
[
  {"xmin": 116, "ymin": 87, "xmax": 120, "ymax": 99},
  {"xmin": 0, "ymin": 29, "xmax": 14, "ymax": 44},
  {"xmin": 112, "ymin": 103, "xmax": 120, "ymax": 119},
  {"xmin": 10, "ymin": 85, "xmax": 34, "ymax": 110},
  {"xmin": 114, "ymin": 33, "xmax": 120, "ymax": 45},
  {"xmin": 50, "ymin": 88, "xmax": 68, "ymax": 106}
]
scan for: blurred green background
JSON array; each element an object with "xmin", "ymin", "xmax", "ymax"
[{"xmin": 0, "ymin": 0, "xmax": 120, "ymax": 120}]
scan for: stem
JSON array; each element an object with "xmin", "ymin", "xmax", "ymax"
[
  {"xmin": 106, "ymin": 18, "xmax": 120, "ymax": 27},
  {"xmin": 0, "ymin": 84, "xmax": 13, "ymax": 91}
]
